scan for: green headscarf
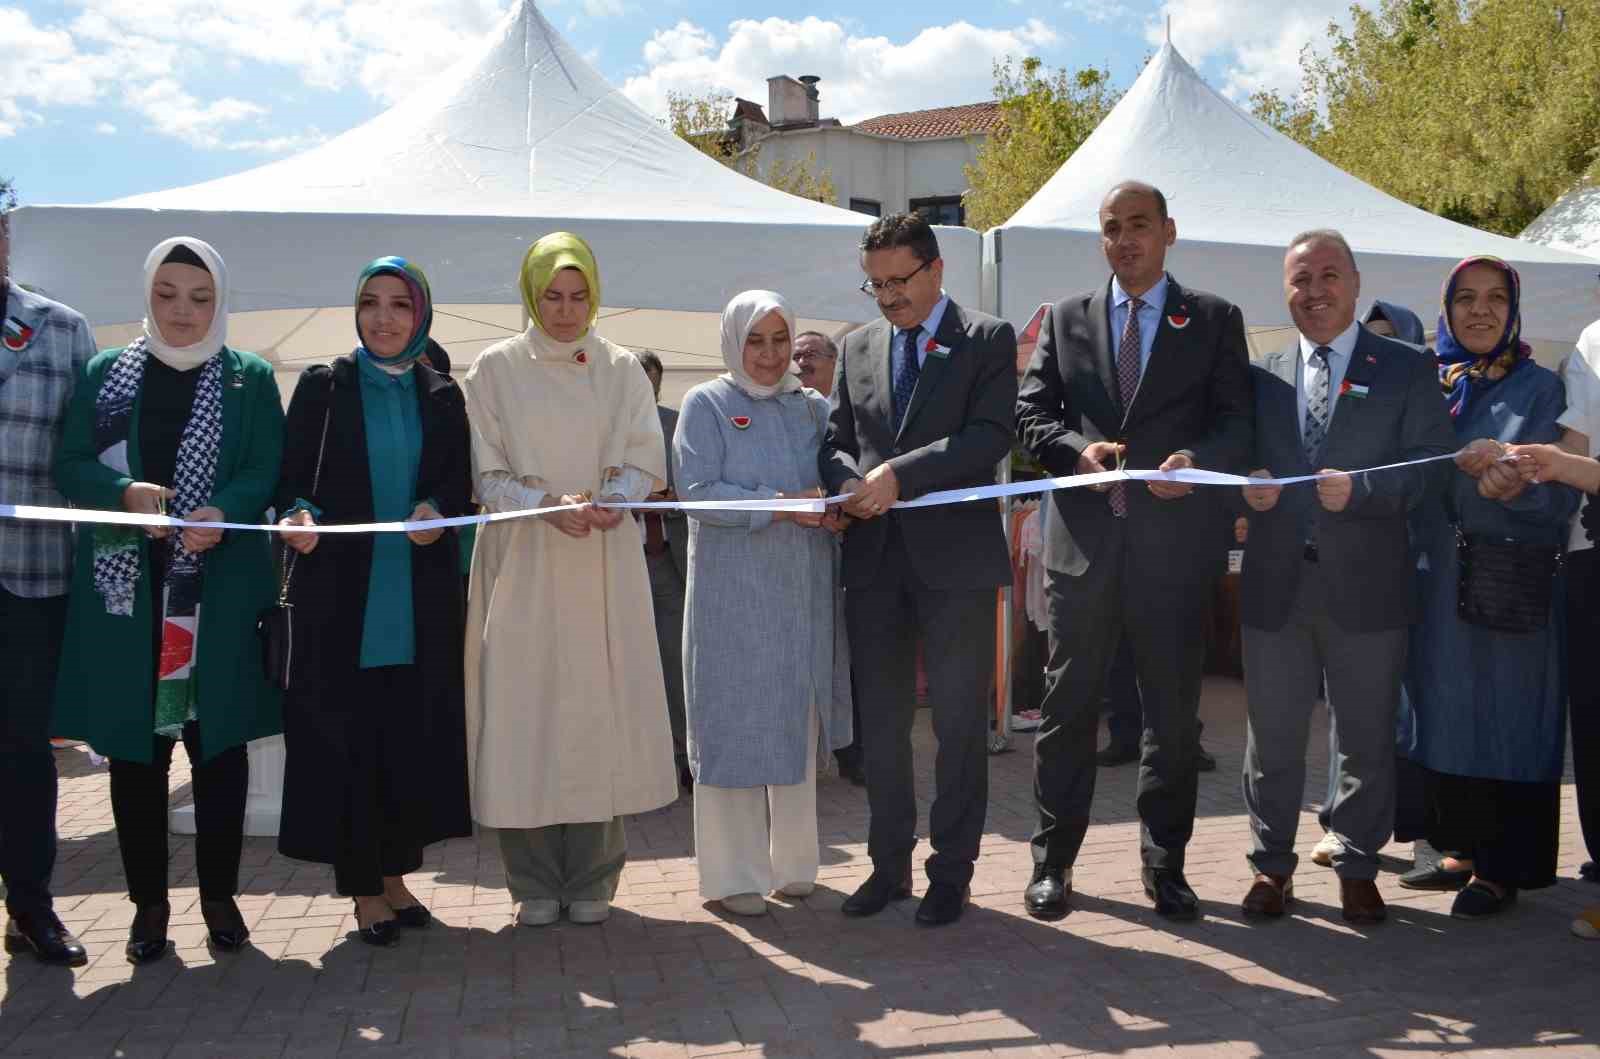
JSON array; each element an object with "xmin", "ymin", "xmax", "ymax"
[
  {"xmin": 520, "ymin": 232, "xmax": 600, "ymax": 339},
  {"xmin": 355, "ymin": 256, "xmax": 433, "ymax": 370}
]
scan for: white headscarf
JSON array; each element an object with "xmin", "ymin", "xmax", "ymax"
[
  {"xmin": 720, "ymin": 289, "xmax": 803, "ymax": 400},
  {"xmin": 142, "ymin": 236, "xmax": 228, "ymax": 371}
]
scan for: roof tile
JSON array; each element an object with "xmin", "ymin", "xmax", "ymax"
[{"xmin": 849, "ymin": 101, "xmax": 1000, "ymax": 140}]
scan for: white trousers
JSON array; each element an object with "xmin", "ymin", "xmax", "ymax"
[{"xmin": 694, "ymin": 707, "xmax": 819, "ymax": 899}]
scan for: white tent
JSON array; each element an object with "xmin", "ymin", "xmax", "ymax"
[
  {"xmin": 8, "ymin": 0, "xmax": 978, "ymax": 330},
  {"xmin": 985, "ymin": 42, "xmax": 1600, "ymax": 347},
  {"xmin": 1521, "ymin": 164, "xmax": 1600, "ymax": 260}
]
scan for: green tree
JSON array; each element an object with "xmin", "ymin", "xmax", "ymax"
[
  {"xmin": 1253, "ymin": 0, "xmax": 1600, "ymax": 235},
  {"xmin": 962, "ymin": 58, "xmax": 1122, "ymax": 231},
  {"xmin": 666, "ymin": 90, "xmax": 838, "ymax": 205},
  {"xmin": 0, "ymin": 176, "xmax": 16, "ymax": 212}
]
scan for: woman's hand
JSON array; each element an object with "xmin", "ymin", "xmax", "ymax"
[
  {"xmin": 1455, "ymin": 438, "xmax": 1507, "ymax": 478},
  {"xmin": 777, "ymin": 488, "xmax": 825, "ymax": 528},
  {"xmin": 588, "ymin": 497, "xmax": 626, "ymax": 531},
  {"xmin": 406, "ymin": 501, "xmax": 445, "ymax": 546},
  {"xmin": 1477, "ymin": 458, "xmax": 1529, "ymax": 503},
  {"xmin": 543, "ymin": 494, "xmax": 593, "ymax": 538},
  {"xmin": 820, "ymin": 508, "xmax": 852, "ymax": 535},
  {"xmin": 278, "ymin": 509, "xmax": 319, "ymax": 555},
  {"xmin": 181, "ymin": 506, "xmax": 225, "ymax": 554},
  {"xmin": 123, "ymin": 482, "xmax": 176, "ymax": 539}
]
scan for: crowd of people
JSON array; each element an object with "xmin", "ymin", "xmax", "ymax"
[{"xmin": 0, "ymin": 182, "xmax": 1597, "ymax": 972}]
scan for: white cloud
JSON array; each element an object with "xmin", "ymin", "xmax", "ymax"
[
  {"xmin": 95, "ymin": 122, "xmax": 118, "ymax": 134},
  {"xmin": 1147, "ymin": 0, "xmax": 1351, "ymax": 99},
  {"xmin": 1064, "ymin": 0, "xmax": 1137, "ymax": 25},
  {"xmin": 622, "ymin": 16, "xmax": 1061, "ymax": 124},
  {"xmin": 0, "ymin": 8, "xmax": 102, "ymax": 137}
]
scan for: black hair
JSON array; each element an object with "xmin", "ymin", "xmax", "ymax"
[
  {"xmin": 637, "ymin": 350, "xmax": 664, "ymax": 376},
  {"xmin": 160, "ymin": 243, "xmax": 210, "ymax": 273},
  {"xmin": 859, "ymin": 212, "xmax": 941, "ymax": 264},
  {"xmin": 794, "ymin": 331, "xmax": 837, "ymax": 357}
]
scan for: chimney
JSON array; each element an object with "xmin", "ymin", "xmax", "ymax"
[
  {"xmin": 767, "ymin": 74, "xmax": 819, "ymax": 127},
  {"xmin": 798, "ymin": 75, "xmax": 821, "ymax": 124}
]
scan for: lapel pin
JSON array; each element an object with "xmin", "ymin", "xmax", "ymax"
[
  {"xmin": 730, "ymin": 415, "xmax": 751, "ymax": 430},
  {"xmin": 229, "ymin": 371, "xmax": 245, "ymax": 389},
  {"xmin": 574, "ymin": 349, "xmax": 587, "ymax": 364},
  {"xmin": 2, "ymin": 317, "xmax": 34, "ymax": 352},
  {"xmin": 924, "ymin": 336, "xmax": 951, "ymax": 359},
  {"xmin": 1166, "ymin": 308, "xmax": 1190, "ymax": 330}
]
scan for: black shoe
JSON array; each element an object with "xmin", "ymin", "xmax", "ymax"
[
  {"xmin": 1582, "ymin": 861, "xmax": 1598, "ymax": 884},
  {"xmin": 353, "ymin": 901, "xmax": 400, "ymax": 947},
  {"xmin": 1451, "ymin": 880, "xmax": 1517, "ymax": 920},
  {"xmin": 1194, "ymin": 744, "xmax": 1217, "ymax": 772},
  {"xmin": 839, "ymin": 762, "xmax": 868, "ymax": 787},
  {"xmin": 390, "ymin": 902, "xmax": 432, "ymax": 929},
  {"xmin": 1095, "ymin": 742, "xmax": 1139, "ymax": 767},
  {"xmin": 1023, "ymin": 863, "xmax": 1071, "ymax": 921},
  {"xmin": 1141, "ymin": 868, "xmax": 1199, "ymax": 921},
  {"xmin": 200, "ymin": 897, "xmax": 250, "ymax": 951},
  {"xmin": 125, "ymin": 901, "xmax": 171, "ymax": 964},
  {"xmin": 841, "ymin": 867, "xmax": 912, "ymax": 918},
  {"xmin": 1398, "ymin": 856, "xmax": 1471, "ymax": 891},
  {"xmin": 4, "ymin": 911, "xmax": 87, "ymax": 967},
  {"xmin": 915, "ymin": 882, "xmax": 970, "ymax": 926}
]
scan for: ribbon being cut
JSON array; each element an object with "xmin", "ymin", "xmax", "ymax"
[{"xmin": 0, "ymin": 452, "xmax": 1466, "ymax": 536}]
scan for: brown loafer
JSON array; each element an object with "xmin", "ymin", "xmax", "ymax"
[
  {"xmin": 1242, "ymin": 873, "xmax": 1292, "ymax": 918},
  {"xmin": 1339, "ymin": 878, "xmax": 1387, "ymax": 924}
]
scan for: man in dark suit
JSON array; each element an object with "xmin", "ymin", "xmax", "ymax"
[
  {"xmin": 638, "ymin": 351, "xmax": 691, "ymax": 790},
  {"xmin": 1237, "ymin": 230, "xmax": 1454, "ymax": 924},
  {"xmin": 1017, "ymin": 181, "xmax": 1253, "ymax": 921},
  {"xmin": 819, "ymin": 212, "xmax": 1017, "ymax": 927}
]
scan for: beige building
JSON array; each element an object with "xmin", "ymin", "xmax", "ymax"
[{"xmin": 731, "ymin": 75, "xmax": 999, "ymax": 224}]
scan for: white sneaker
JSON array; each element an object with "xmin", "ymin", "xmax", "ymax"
[
  {"xmin": 516, "ymin": 899, "xmax": 559, "ymax": 926},
  {"xmin": 718, "ymin": 892, "xmax": 768, "ymax": 916},
  {"xmin": 779, "ymin": 881, "xmax": 814, "ymax": 899},
  {"xmin": 567, "ymin": 900, "xmax": 611, "ymax": 925},
  {"xmin": 1310, "ymin": 832, "xmax": 1344, "ymax": 868}
]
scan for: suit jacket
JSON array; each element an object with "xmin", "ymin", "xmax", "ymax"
[
  {"xmin": 653, "ymin": 403, "xmax": 688, "ymax": 577},
  {"xmin": 819, "ymin": 297, "xmax": 1017, "ymax": 591},
  {"xmin": 1016, "ymin": 273, "xmax": 1253, "ymax": 581},
  {"xmin": 1239, "ymin": 326, "xmax": 1456, "ymax": 633}
]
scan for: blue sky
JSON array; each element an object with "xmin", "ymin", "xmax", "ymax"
[{"xmin": 2, "ymin": 0, "xmax": 1351, "ymax": 205}]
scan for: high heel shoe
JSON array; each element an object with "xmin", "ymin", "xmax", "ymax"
[
  {"xmin": 125, "ymin": 901, "xmax": 170, "ymax": 964},
  {"xmin": 352, "ymin": 900, "xmax": 399, "ymax": 947},
  {"xmin": 200, "ymin": 897, "xmax": 251, "ymax": 951},
  {"xmin": 389, "ymin": 902, "xmax": 432, "ymax": 929}
]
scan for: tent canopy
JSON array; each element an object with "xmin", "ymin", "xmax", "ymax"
[
  {"xmin": 9, "ymin": 0, "xmax": 978, "ymax": 328},
  {"xmin": 1521, "ymin": 161, "xmax": 1600, "ymax": 259},
  {"xmin": 986, "ymin": 43, "xmax": 1598, "ymax": 344}
]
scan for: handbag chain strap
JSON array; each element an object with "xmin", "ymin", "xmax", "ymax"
[{"xmin": 277, "ymin": 372, "xmax": 336, "ymax": 605}]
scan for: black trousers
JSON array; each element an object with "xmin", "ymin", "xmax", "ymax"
[
  {"xmin": 1427, "ymin": 769, "xmax": 1560, "ymax": 890},
  {"xmin": 0, "ymin": 588, "xmax": 67, "ymax": 918},
  {"xmin": 833, "ymin": 667, "xmax": 864, "ymax": 772},
  {"xmin": 333, "ymin": 665, "xmax": 426, "ymax": 897},
  {"xmin": 845, "ymin": 519, "xmax": 993, "ymax": 888},
  {"xmin": 1033, "ymin": 522, "xmax": 1207, "ymax": 870},
  {"xmin": 1566, "ymin": 549, "xmax": 1600, "ymax": 867},
  {"xmin": 108, "ymin": 722, "xmax": 247, "ymax": 907}
]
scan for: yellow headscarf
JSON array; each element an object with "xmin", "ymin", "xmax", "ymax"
[{"xmin": 520, "ymin": 232, "xmax": 601, "ymax": 339}]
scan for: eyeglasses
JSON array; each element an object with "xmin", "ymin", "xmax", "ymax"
[
  {"xmin": 792, "ymin": 349, "xmax": 835, "ymax": 363},
  {"xmin": 859, "ymin": 258, "xmax": 933, "ymax": 298}
]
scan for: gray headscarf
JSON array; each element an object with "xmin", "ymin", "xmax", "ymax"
[{"xmin": 719, "ymin": 289, "xmax": 802, "ymax": 399}]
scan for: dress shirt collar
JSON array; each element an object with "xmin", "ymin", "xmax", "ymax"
[
  {"xmin": 892, "ymin": 291, "xmax": 950, "ymax": 342},
  {"xmin": 1111, "ymin": 272, "xmax": 1169, "ymax": 313},
  {"xmin": 1298, "ymin": 319, "xmax": 1360, "ymax": 366}
]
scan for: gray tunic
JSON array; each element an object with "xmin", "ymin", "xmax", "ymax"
[{"xmin": 675, "ymin": 377, "xmax": 852, "ymax": 788}]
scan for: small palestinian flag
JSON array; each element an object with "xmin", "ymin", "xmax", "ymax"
[
  {"xmin": 730, "ymin": 415, "xmax": 752, "ymax": 430},
  {"xmin": 1166, "ymin": 311, "xmax": 1190, "ymax": 330},
  {"xmin": 574, "ymin": 349, "xmax": 587, "ymax": 364},
  {"xmin": 2, "ymin": 317, "xmax": 34, "ymax": 352}
]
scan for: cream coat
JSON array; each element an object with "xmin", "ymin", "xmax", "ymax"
[{"xmin": 462, "ymin": 328, "xmax": 677, "ymax": 827}]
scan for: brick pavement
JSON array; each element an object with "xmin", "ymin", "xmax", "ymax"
[{"xmin": 4, "ymin": 677, "xmax": 1598, "ymax": 1057}]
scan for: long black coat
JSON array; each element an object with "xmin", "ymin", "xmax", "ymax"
[{"xmin": 275, "ymin": 355, "xmax": 473, "ymax": 865}]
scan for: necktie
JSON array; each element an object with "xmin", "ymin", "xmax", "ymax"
[
  {"xmin": 1109, "ymin": 297, "xmax": 1144, "ymax": 518},
  {"xmin": 892, "ymin": 324, "xmax": 923, "ymax": 433},
  {"xmin": 1303, "ymin": 345, "xmax": 1331, "ymax": 467}
]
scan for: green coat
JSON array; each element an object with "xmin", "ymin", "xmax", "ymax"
[{"xmin": 52, "ymin": 346, "xmax": 285, "ymax": 764}]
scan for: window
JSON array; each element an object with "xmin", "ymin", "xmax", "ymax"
[
  {"xmin": 848, "ymin": 197, "xmax": 882, "ymax": 217},
  {"xmin": 910, "ymin": 195, "xmax": 964, "ymax": 226}
]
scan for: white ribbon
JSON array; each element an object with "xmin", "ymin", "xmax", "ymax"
[{"xmin": 0, "ymin": 452, "xmax": 1466, "ymax": 535}]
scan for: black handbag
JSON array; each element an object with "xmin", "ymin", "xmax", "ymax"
[
  {"xmin": 1455, "ymin": 527, "xmax": 1561, "ymax": 634},
  {"xmin": 257, "ymin": 376, "xmax": 333, "ymax": 690}
]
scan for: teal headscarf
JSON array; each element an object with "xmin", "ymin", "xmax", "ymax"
[{"xmin": 355, "ymin": 256, "xmax": 433, "ymax": 370}]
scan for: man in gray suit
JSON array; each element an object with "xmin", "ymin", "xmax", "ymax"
[
  {"xmin": 638, "ymin": 352, "xmax": 691, "ymax": 790},
  {"xmin": 1238, "ymin": 229, "xmax": 1454, "ymax": 924},
  {"xmin": 820, "ymin": 212, "xmax": 1017, "ymax": 927}
]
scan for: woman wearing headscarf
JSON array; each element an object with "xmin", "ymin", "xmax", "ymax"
[
  {"xmin": 51, "ymin": 237, "xmax": 283, "ymax": 962},
  {"xmin": 273, "ymin": 257, "xmax": 473, "ymax": 946},
  {"xmin": 1361, "ymin": 300, "xmax": 1427, "ymax": 348},
  {"xmin": 675, "ymin": 291, "xmax": 852, "ymax": 916},
  {"xmin": 1405, "ymin": 256, "xmax": 1578, "ymax": 920},
  {"xmin": 462, "ymin": 233, "xmax": 677, "ymax": 927}
]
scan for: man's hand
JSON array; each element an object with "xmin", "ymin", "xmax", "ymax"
[
  {"xmin": 843, "ymin": 463, "xmax": 899, "ymax": 519},
  {"xmin": 1478, "ymin": 458, "xmax": 1528, "ymax": 503},
  {"xmin": 1242, "ymin": 470, "xmax": 1281, "ymax": 512},
  {"xmin": 1455, "ymin": 438, "xmax": 1506, "ymax": 478},
  {"xmin": 406, "ymin": 501, "xmax": 445, "ymax": 546},
  {"xmin": 278, "ymin": 508, "xmax": 319, "ymax": 555},
  {"xmin": 1076, "ymin": 441, "xmax": 1124, "ymax": 492},
  {"xmin": 181, "ymin": 506, "xmax": 225, "ymax": 554},
  {"xmin": 1148, "ymin": 451, "xmax": 1195, "ymax": 500},
  {"xmin": 1316, "ymin": 470, "xmax": 1353, "ymax": 513}
]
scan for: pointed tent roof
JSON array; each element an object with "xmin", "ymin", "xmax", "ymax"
[
  {"xmin": 1521, "ymin": 163, "xmax": 1600, "ymax": 258},
  {"xmin": 10, "ymin": 1, "xmax": 979, "ymax": 325},
  {"xmin": 991, "ymin": 43, "xmax": 1597, "ymax": 342}
]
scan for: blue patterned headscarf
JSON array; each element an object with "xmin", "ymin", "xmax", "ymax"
[
  {"xmin": 355, "ymin": 256, "xmax": 433, "ymax": 371},
  {"xmin": 1434, "ymin": 255, "xmax": 1530, "ymax": 418}
]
